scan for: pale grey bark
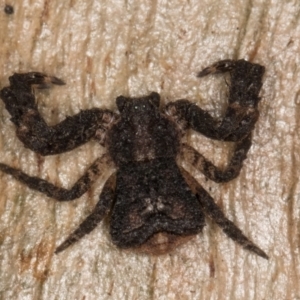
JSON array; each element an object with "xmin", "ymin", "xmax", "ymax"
[{"xmin": 0, "ymin": 0, "xmax": 299, "ymax": 299}]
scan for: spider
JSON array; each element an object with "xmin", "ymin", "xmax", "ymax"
[{"xmin": 0, "ymin": 59, "xmax": 268, "ymax": 259}]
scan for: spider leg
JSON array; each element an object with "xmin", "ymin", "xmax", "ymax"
[
  {"xmin": 0, "ymin": 154, "xmax": 112, "ymax": 201},
  {"xmin": 0, "ymin": 72, "xmax": 115, "ymax": 155},
  {"xmin": 181, "ymin": 133, "xmax": 252, "ymax": 183},
  {"xmin": 55, "ymin": 173, "xmax": 116, "ymax": 253},
  {"xmin": 166, "ymin": 59, "xmax": 265, "ymax": 141},
  {"xmin": 181, "ymin": 167, "xmax": 268, "ymax": 259}
]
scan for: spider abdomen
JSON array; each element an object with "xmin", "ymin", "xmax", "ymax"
[{"xmin": 109, "ymin": 158, "xmax": 205, "ymax": 254}]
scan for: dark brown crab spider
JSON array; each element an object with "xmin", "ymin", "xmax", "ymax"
[{"xmin": 0, "ymin": 59, "xmax": 268, "ymax": 259}]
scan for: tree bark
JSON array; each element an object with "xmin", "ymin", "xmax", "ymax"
[{"xmin": 0, "ymin": 1, "xmax": 299, "ymax": 299}]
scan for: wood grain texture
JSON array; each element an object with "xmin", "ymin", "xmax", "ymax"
[{"xmin": 0, "ymin": 0, "xmax": 299, "ymax": 299}]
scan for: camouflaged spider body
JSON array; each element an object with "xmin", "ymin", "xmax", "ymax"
[{"xmin": 0, "ymin": 59, "xmax": 268, "ymax": 259}]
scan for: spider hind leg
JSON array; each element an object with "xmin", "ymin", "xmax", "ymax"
[
  {"xmin": 55, "ymin": 173, "xmax": 116, "ymax": 253},
  {"xmin": 181, "ymin": 167, "xmax": 269, "ymax": 259}
]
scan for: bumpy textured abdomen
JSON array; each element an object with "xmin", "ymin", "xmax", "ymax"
[{"xmin": 109, "ymin": 158, "xmax": 205, "ymax": 252}]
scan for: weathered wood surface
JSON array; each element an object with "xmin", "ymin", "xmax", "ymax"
[{"xmin": 0, "ymin": 1, "xmax": 299, "ymax": 299}]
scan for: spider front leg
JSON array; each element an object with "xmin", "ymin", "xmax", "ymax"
[
  {"xmin": 168, "ymin": 60, "xmax": 264, "ymax": 182},
  {"xmin": 0, "ymin": 72, "xmax": 115, "ymax": 155},
  {"xmin": 55, "ymin": 173, "xmax": 116, "ymax": 253},
  {"xmin": 166, "ymin": 59, "xmax": 265, "ymax": 141}
]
